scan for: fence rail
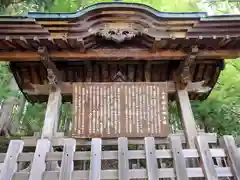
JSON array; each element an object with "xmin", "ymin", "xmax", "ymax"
[{"xmin": 0, "ymin": 135, "xmax": 239, "ymax": 180}]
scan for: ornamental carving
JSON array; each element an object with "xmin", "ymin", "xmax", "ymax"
[{"xmin": 94, "ymin": 23, "xmax": 140, "ymax": 43}]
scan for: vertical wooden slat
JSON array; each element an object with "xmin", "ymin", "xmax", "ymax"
[
  {"xmin": 220, "ymin": 135, "xmax": 240, "ymax": 180},
  {"xmin": 118, "ymin": 137, "xmax": 129, "ymax": 180},
  {"xmin": 89, "ymin": 138, "xmax": 102, "ymax": 180},
  {"xmin": 177, "ymin": 89, "xmax": 199, "ymax": 171},
  {"xmin": 0, "ymin": 140, "xmax": 24, "ymax": 180},
  {"xmin": 195, "ymin": 136, "xmax": 218, "ymax": 180},
  {"xmin": 144, "ymin": 137, "xmax": 158, "ymax": 180},
  {"xmin": 169, "ymin": 136, "xmax": 188, "ymax": 180},
  {"xmin": 177, "ymin": 89, "xmax": 197, "ymax": 148},
  {"xmin": 29, "ymin": 139, "xmax": 51, "ymax": 180},
  {"xmin": 59, "ymin": 139, "xmax": 76, "ymax": 180},
  {"xmin": 41, "ymin": 89, "xmax": 62, "ymax": 139}
]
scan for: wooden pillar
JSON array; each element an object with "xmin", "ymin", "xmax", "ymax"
[
  {"xmin": 176, "ymin": 89, "xmax": 197, "ymax": 148},
  {"xmin": 41, "ymin": 88, "xmax": 62, "ymax": 139},
  {"xmin": 40, "ymin": 88, "xmax": 62, "ymax": 171}
]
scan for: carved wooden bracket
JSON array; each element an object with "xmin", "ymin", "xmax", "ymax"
[
  {"xmin": 38, "ymin": 46, "xmax": 61, "ymax": 91},
  {"xmin": 174, "ymin": 46, "xmax": 199, "ymax": 89},
  {"xmin": 94, "ymin": 23, "xmax": 140, "ymax": 43}
]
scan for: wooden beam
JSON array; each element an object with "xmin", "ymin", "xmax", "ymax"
[
  {"xmin": 11, "ymin": 168, "xmax": 234, "ymax": 180},
  {"xmin": 175, "ymin": 46, "xmax": 198, "ymax": 89},
  {"xmin": 176, "ymin": 89, "xmax": 197, "ymax": 148},
  {"xmin": 23, "ymin": 81, "xmax": 211, "ymax": 95},
  {"xmin": 0, "ymin": 49, "xmax": 240, "ymax": 61},
  {"xmin": 38, "ymin": 46, "xmax": 62, "ymax": 84},
  {"xmin": 1, "ymin": 132, "xmax": 215, "ymax": 146},
  {"xmin": 41, "ymin": 89, "xmax": 62, "ymax": 139}
]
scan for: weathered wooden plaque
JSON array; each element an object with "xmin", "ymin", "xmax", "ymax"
[{"xmin": 72, "ymin": 83, "xmax": 169, "ymax": 138}]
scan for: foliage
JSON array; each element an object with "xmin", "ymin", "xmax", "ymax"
[
  {"xmin": 125, "ymin": 0, "xmax": 200, "ymax": 12},
  {"xmin": 191, "ymin": 61, "xmax": 240, "ymax": 136},
  {"xmin": 0, "ymin": 0, "xmax": 54, "ymax": 14},
  {"xmin": 1, "ymin": 0, "xmax": 201, "ymax": 14},
  {"xmin": 0, "ymin": 63, "xmax": 13, "ymax": 99},
  {"xmin": 19, "ymin": 103, "xmax": 46, "ymax": 135},
  {"xmin": 201, "ymin": 0, "xmax": 240, "ymax": 14}
]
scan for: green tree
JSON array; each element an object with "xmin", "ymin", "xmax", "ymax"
[
  {"xmin": 0, "ymin": 0, "xmax": 54, "ymax": 14},
  {"xmin": 202, "ymin": 0, "xmax": 240, "ymax": 14}
]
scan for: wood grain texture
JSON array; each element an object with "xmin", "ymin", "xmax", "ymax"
[
  {"xmin": 144, "ymin": 137, "xmax": 158, "ymax": 180},
  {"xmin": 169, "ymin": 136, "xmax": 188, "ymax": 180},
  {"xmin": 1, "ymin": 49, "xmax": 240, "ymax": 61},
  {"xmin": 41, "ymin": 89, "xmax": 62, "ymax": 139},
  {"xmin": 0, "ymin": 147, "xmax": 228, "ymax": 162},
  {"xmin": 29, "ymin": 139, "xmax": 51, "ymax": 180},
  {"xmin": 118, "ymin": 137, "xmax": 129, "ymax": 180},
  {"xmin": 89, "ymin": 138, "xmax": 102, "ymax": 180},
  {"xmin": 59, "ymin": 139, "xmax": 76, "ymax": 180},
  {"xmin": 177, "ymin": 89, "xmax": 197, "ymax": 148}
]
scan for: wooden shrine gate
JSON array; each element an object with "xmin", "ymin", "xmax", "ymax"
[{"xmin": 1, "ymin": 1, "xmax": 240, "ymax": 180}]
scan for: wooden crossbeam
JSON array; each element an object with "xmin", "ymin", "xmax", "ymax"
[
  {"xmin": 18, "ymin": 132, "xmax": 217, "ymax": 147},
  {"xmin": 175, "ymin": 46, "xmax": 199, "ymax": 89},
  {"xmin": 0, "ymin": 136, "xmax": 239, "ymax": 180},
  {"xmin": 0, "ymin": 144, "xmax": 226, "ymax": 163},
  {"xmin": 23, "ymin": 81, "xmax": 211, "ymax": 95},
  {"xmin": 12, "ymin": 168, "xmax": 234, "ymax": 179},
  {"xmin": 38, "ymin": 46, "xmax": 62, "ymax": 90},
  {"xmin": 0, "ymin": 49, "xmax": 240, "ymax": 61}
]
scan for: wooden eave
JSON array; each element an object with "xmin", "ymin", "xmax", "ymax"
[{"xmin": 0, "ymin": 2, "xmax": 239, "ymax": 102}]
